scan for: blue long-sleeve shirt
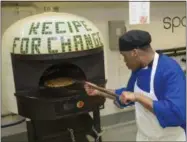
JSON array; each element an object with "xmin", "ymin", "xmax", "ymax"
[{"xmin": 115, "ymin": 53, "xmax": 186, "ymax": 131}]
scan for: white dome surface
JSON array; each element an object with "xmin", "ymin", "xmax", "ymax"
[{"xmin": 3, "ymin": 12, "xmax": 104, "ymax": 55}]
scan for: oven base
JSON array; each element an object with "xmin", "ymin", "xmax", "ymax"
[
  {"xmin": 15, "ymin": 90, "xmax": 105, "ymax": 120},
  {"xmin": 26, "ymin": 109, "xmax": 102, "ymax": 142}
]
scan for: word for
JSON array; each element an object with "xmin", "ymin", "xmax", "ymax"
[
  {"xmin": 163, "ymin": 16, "xmax": 186, "ymax": 33},
  {"xmin": 12, "ymin": 32, "xmax": 103, "ymax": 54}
]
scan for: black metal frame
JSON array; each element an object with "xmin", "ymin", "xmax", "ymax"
[
  {"xmin": 26, "ymin": 108, "xmax": 102, "ymax": 142},
  {"xmin": 156, "ymin": 47, "xmax": 186, "ymax": 57}
]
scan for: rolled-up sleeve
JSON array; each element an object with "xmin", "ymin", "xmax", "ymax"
[
  {"xmin": 115, "ymin": 87, "xmax": 127, "ymax": 95},
  {"xmin": 153, "ymin": 69, "xmax": 186, "ymax": 128}
]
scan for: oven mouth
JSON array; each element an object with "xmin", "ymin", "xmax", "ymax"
[{"xmin": 39, "ymin": 63, "xmax": 86, "ymax": 97}]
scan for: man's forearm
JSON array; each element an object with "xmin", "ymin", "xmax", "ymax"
[{"xmin": 135, "ymin": 93, "xmax": 154, "ymax": 113}]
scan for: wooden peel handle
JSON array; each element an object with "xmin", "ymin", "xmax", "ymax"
[
  {"xmin": 85, "ymin": 82, "xmax": 132, "ymax": 104},
  {"xmin": 85, "ymin": 82, "xmax": 118, "ymax": 97},
  {"xmin": 98, "ymin": 92, "xmax": 116, "ymax": 100}
]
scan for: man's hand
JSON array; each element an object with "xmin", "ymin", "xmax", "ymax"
[
  {"xmin": 84, "ymin": 83, "xmax": 99, "ymax": 96},
  {"xmin": 119, "ymin": 91, "xmax": 137, "ymax": 104},
  {"xmin": 120, "ymin": 91, "xmax": 154, "ymax": 112},
  {"xmin": 84, "ymin": 82, "xmax": 115, "ymax": 98}
]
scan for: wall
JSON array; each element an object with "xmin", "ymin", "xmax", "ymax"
[{"xmin": 1, "ymin": 2, "xmax": 186, "ymax": 116}]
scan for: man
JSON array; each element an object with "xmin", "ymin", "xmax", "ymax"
[{"xmin": 84, "ymin": 30, "xmax": 186, "ymax": 141}]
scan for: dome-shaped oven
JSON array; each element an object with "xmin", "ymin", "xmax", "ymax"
[{"xmin": 2, "ymin": 12, "xmax": 105, "ymax": 114}]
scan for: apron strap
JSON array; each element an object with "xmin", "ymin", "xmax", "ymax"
[{"xmin": 150, "ymin": 52, "xmax": 159, "ymax": 96}]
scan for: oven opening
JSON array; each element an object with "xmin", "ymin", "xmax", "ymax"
[{"xmin": 39, "ymin": 63, "xmax": 86, "ymax": 91}]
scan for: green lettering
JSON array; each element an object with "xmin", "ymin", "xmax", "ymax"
[
  {"xmin": 72, "ymin": 21, "xmax": 82, "ymax": 32},
  {"xmin": 42, "ymin": 22, "xmax": 52, "ymax": 35},
  {"xmin": 67, "ymin": 22, "xmax": 73, "ymax": 33},
  {"xmin": 56, "ymin": 22, "xmax": 66, "ymax": 34},
  {"xmin": 96, "ymin": 32, "xmax": 103, "ymax": 47},
  {"xmin": 80, "ymin": 21, "xmax": 92, "ymax": 31},
  {"xmin": 47, "ymin": 37, "xmax": 58, "ymax": 54},
  {"xmin": 20, "ymin": 38, "xmax": 29, "ymax": 54},
  {"xmin": 92, "ymin": 32, "xmax": 101, "ymax": 47},
  {"xmin": 84, "ymin": 34, "xmax": 93, "ymax": 49},
  {"xmin": 61, "ymin": 36, "xmax": 71, "ymax": 52},
  {"xmin": 29, "ymin": 22, "xmax": 40, "ymax": 35},
  {"xmin": 31, "ymin": 38, "xmax": 41, "ymax": 54},
  {"xmin": 12, "ymin": 37, "xmax": 20, "ymax": 53},
  {"xmin": 73, "ymin": 35, "xmax": 84, "ymax": 51}
]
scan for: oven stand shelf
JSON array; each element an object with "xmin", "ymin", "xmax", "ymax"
[{"xmin": 26, "ymin": 107, "xmax": 102, "ymax": 142}]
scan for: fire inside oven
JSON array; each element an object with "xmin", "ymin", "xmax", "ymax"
[{"xmin": 39, "ymin": 63, "xmax": 86, "ymax": 97}]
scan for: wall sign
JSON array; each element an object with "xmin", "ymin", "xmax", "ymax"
[
  {"xmin": 129, "ymin": 0, "xmax": 150, "ymax": 25},
  {"xmin": 163, "ymin": 16, "xmax": 186, "ymax": 33}
]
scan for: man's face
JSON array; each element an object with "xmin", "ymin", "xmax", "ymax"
[{"xmin": 120, "ymin": 50, "xmax": 141, "ymax": 71}]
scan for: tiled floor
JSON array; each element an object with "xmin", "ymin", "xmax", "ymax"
[{"xmin": 102, "ymin": 121, "xmax": 137, "ymax": 141}]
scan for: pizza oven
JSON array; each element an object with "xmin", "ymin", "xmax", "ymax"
[
  {"xmin": 2, "ymin": 12, "xmax": 106, "ymax": 142},
  {"xmin": 12, "ymin": 49, "xmax": 106, "ymax": 120}
]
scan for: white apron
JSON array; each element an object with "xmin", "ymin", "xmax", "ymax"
[{"xmin": 134, "ymin": 52, "xmax": 186, "ymax": 141}]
